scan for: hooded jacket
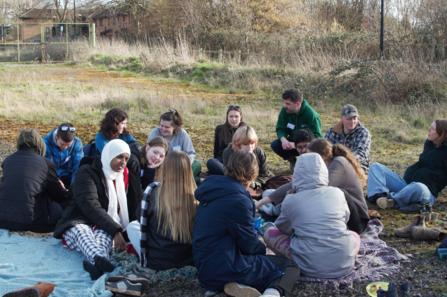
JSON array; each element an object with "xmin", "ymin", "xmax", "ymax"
[
  {"xmin": 193, "ymin": 175, "xmax": 284, "ymax": 292},
  {"xmin": 0, "ymin": 129, "xmax": 69, "ymax": 233},
  {"xmin": 53, "ymin": 155, "xmax": 123, "ymax": 239},
  {"xmin": 275, "ymin": 153, "xmax": 356, "ymax": 278},
  {"xmin": 43, "ymin": 128, "xmax": 84, "ymax": 184}
]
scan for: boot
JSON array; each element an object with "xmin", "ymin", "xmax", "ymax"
[
  {"xmin": 3, "ymin": 282, "xmax": 56, "ymax": 297},
  {"xmin": 377, "ymin": 198, "xmax": 395, "ymax": 209},
  {"xmin": 411, "ymin": 226, "xmax": 447, "ymax": 241},
  {"xmin": 394, "ymin": 216, "xmax": 425, "ymax": 238}
]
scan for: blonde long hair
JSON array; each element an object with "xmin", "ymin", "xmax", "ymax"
[{"xmin": 155, "ymin": 151, "xmax": 197, "ymax": 244}]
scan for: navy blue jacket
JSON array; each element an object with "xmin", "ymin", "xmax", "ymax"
[{"xmin": 193, "ymin": 175, "xmax": 283, "ymax": 292}]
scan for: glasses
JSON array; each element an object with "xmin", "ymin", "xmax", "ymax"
[
  {"xmin": 296, "ymin": 144, "xmax": 308, "ymax": 152},
  {"xmin": 228, "ymin": 105, "xmax": 241, "ymax": 110},
  {"xmin": 60, "ymin": 126, "xmax": 76, "ymax": 132}
]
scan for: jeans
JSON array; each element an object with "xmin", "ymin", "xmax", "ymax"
[
  {"xmin": 271, "ymin": 138, "xmax": 299, "ymax": 161},
  {"xmin": 126, "ymin": 220, "xmax": 141, "ymax": 256},
  {"xmin": 206, "ymin": 158, "xmax": 224, "ymax": 175},
  {"xmin": 367, "ymin": 163, "xmax": 436, "ymax": 208},
  {"xmin": 265, "ymin": 255, "xmax": 300, "ymax": 297}
]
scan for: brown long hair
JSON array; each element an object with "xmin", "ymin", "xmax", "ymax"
[
  {"xmin": 231, "ymin": 125, "xmax": 258, "ymax": 151},
  {"xmin": 140, "ymin": 136, "xmax": 169, "ymax": 179},
  {"xmin": 434, "ymin": 119, "xmax": 447, "ymax": 148},
  {"xmin": 155, "ymin": 151, "xmax": 197, "ymax": 244},
  {"xmin": 99, "ymin": 108, "xmax": 130, "ymax": 139},
  {"xmin": 220, "ymin": 106, "xmax": 245, "ymax": 146},
  {"xmin": 307, "ymin": 139, "xmax": 367, "ymax": 187},
  {"xmin": 160, "ymin": 109, "xmax": 183, "ymax": 136}
]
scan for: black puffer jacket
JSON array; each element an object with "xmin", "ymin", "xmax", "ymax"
[
  {"xmin": 0, "ymin": 129, "xmax": 68, "ymax": 233},
  {"xmin": 53, "ymin": 155, "xmax": 122, "ymax": 239}
]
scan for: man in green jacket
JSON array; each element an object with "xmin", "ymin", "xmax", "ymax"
[{"xmin": 271, "ymin": 89, "xmax": 322, "ymax": 170}]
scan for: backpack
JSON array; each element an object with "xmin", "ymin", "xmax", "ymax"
[{"xmin": 83, "ymin": 139, "xmax": 98, "ymax": 159}]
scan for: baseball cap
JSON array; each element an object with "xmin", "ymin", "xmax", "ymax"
[{"xmin": 341, "ymin": 104, "xmax": 359, "ymax": 119}]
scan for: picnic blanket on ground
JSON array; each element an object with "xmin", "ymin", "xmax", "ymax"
[
  {"xmin": 110, "ymin": 251, "xmax": 197, "ymax": 285},
  {"xmin": 266, "ymin": 219, "xmax": 411, "ymax": 290},
  {"xmin": 0, "ymin": 229, "xmax": 113, "ymax": 297}
]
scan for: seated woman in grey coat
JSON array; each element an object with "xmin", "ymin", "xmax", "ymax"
[{"xmin": 264, "ymin": 153, "xmax": 360, "ymax": 278}]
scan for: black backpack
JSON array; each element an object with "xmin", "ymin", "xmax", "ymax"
[{"xmin": 83, "ymin": 139, "xmax": 98, "ymax": 159}]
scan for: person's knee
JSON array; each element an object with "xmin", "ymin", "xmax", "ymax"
[
  {"xmin": 410, "ymin": 182, "xmax": 431, "ymax": 198},
  {"xmin": 270, "ymin": 139, "xmax": 281, "ymax": 153}
]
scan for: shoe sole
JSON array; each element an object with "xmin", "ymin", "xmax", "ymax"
[
  {"xmin": 3, "ymin": 288, "xmax": 40, "ymax": 297},
  {"xmin": 224, "ymin": 282, "xmax": 261, "ymax": 297},
  {"xmin": 105, "ymin": 285, "xmax": 141, "ymax": 296},
  {"xmin": 377, "ymin": 198, "xmax": 395, "ymax": 209},
  {"xmin": 107, "ymin": 276, "xmax": 150, "ymax": 293},
  {"xmin": 394, "ymin": 231, "xmax": 411, "ymax": 238}
]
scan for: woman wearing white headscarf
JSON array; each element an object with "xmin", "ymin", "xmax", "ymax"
[{"xmin": 54, "ymin": 139, "xmax": 131, "ymax": 280}]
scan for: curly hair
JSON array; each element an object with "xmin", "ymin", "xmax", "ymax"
[
  {"xmin": 160, "ymin": 109, "xmax": 183, "ymax": 136},
  {"xmin": 224, "ymin": 150, "xmax": 259, "ymax": 186},
  {"xmin": 282, "ymin": 88, "xmax": 303, "ymax": 103},
  {"xmin": 307, "ymin": 139, "xmax": 367, "ymax": 187},
  {"xmin": 293, "ymin": 128, "xmax": 315, "ymax": 145},
  {"xmin": 99, "ymin": 108, "xmax": 130, "ymax": 140}
]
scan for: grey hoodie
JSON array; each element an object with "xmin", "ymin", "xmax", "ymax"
[
  {"xmin": 275, "ymin": 153, "xmax": 356, "ymax": 278},
  {"xmin": 147, "ymin": 128, "xmax": 196, "ymax": 164}
]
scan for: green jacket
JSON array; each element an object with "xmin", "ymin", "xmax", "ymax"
[
  {"xmin": 404, "ymin": 140, "xmax": 447, "ymax": 198},
  {"xmin": 276, "ymin": 99, "xmax": 323, "ymax": 140}
]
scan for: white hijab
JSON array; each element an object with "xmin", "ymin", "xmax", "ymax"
[{"xmin": 101, "ymin": 139, "xmax": 131, "ymax": 230}]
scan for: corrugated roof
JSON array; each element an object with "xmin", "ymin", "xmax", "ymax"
[{"xmin": 19, "ymin": 8, "xmax": 89, "ymax": 20}]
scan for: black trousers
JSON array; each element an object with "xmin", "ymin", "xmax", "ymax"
[
  {"xmin": 343, "ymin": 190, "xmax": 369, "ymax": 234},
  {"xmin": 265, "ymin": 255, "xmax": 300, "ymax": 297}
]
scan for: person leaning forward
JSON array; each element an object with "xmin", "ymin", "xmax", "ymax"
[{"xmin": 270, "ymin": 88, "xmax": 323, "ymax": 170}]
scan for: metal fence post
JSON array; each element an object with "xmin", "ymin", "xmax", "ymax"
[
  {"xmin": 17, "ymin": 25, "xmax": 20, "ymax": 62},
  {"xmin": 219, "ymin": 48, "xmax": 222, "ymax": 63},
  {"xmin": 92, "ymin": 23, "xmax": 96, "ymax": 48},
  {"xmin": 65, "ymin": 24, "xmax": 68, "ymax": 60}
]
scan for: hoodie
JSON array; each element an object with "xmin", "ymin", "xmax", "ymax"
[{"xmin": 275, "ymin": 153, "xmax": 356, "ymax": 278}]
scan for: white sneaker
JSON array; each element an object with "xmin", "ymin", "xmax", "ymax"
[
  {"xmin": 377, "ymin": 197, "xmax": 395, "ymax": 209},
  {"xmin": 224, "ymin": 282, "xmax": 261, "ymax": 297},
  {"xmin": 261, "ymin": 288, "xmax": 281, "ymax": 297}
]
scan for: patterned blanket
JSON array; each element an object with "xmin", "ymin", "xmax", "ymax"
[
  {"xmin": 110, "ymin": 251, "xmax": 197, "ymax": 285},
  {"xmin": 271, "ymin": 219, "xmax": 411, "ymax": 290}
]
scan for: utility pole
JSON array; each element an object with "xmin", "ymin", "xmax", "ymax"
[{"xmin": 379, "ymin": 0, "xmax": 384, "ymax": 59}]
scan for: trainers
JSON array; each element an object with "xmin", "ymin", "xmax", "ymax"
[
  {"xmin": 224, "ymin": 282, "xmax": 261, "ymax": 297},
  {"xmin": 261, "ymin": 288, "xmax": 280, "ymax": 297},
  {"xmin": 107, "ymin": 274, "xmax": 150, "ymax": 293},
  {"xmin": 377, "ymin": 198, "xmax": 395, "ymax": 209},
  {"xmin": 105, "ymin": 279, "xmax": 142, "ymax": 296}
]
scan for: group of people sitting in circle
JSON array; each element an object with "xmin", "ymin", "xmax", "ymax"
[{"xmin": 0, "ymin": 87, "xmax": 446, "ymax": 297}]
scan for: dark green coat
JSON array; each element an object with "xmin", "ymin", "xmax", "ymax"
[
  {"xmin": 276, "ymin": 99, "xmax": 323, "ymax": 139},
  {"xmin": 404, "ymin": 140, "xmax": 447, "ymax": 198}
]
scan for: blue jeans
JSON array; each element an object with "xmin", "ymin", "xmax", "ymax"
[
  {"xmin": 206, "ymin": 158, "xmax": 224, "ymax": 175},
  {"xmin": 271, "ymin": 138, "xmax": 299, "ymax": 161},
  {"xmin": 367, "ymin": 163, "xmax": 435, "ymax": 208}
]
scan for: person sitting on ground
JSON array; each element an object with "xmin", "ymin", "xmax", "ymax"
[
  {"xmin": 258, "ymin": 138, "xmax": 369, "ymax": 234},
  {"xmin": 127, "ymin": 151, "xmax": 197, "ymax": 270},
  {"xmin": 259, "ymin": 129, "xmax": 315, "ymax": 217},
  {"xmin": 206, "ymin": 105, "xmax": 245, "ymax": 175},
  {"xmin": 324, "ymin": 104, "xmax": 371, "ymax": 174},
  {"xmin": 0, "ymin": 129, "xmax": 69, "ymax": 233},
  {"xmin": 270, "ymin": 88, "xmax": 322, "ymax": 171},
  {"xmin": 367, "ymin": 119, "xmax": 447, "ymax": 213},
  {"xmin": 43, "ymin": 122, "xmax": 84, "ymax": 188},
  {"xmin": 139, "ymin": 136, "xmax": 169, "ymax": 190},
  {"xmin": 306, "ymin": 139, "xmax": 369, "ymax": 234},
  {"xmin": 54, "ymin": 140, "xmax": 131, "ymax": 280},
  {"xmin": 95, "ymin": 108, "xmax": 140, "ymax": 153},
  {"xmin": 264, "ymin": 153, "xmax": 360, "ymax": 279},
  {"xmin": 95, "ymin": 108, "xmax": 141, "ymax": 222},
  {"xmin": 193, "ymin": 150, "xmax": 300, "ymax": 297},
  {"xmin": 223, "ymin": 125, "xmax": 271, "ymax": 191},
  {"xmin": 147, "ymin": 109, "xmax": 202, "ymax": 177}
]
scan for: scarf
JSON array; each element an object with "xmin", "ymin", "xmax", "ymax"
[
  {"xmin": 140, "ymin": 182, "xmax": 161, "ymax": 267},
  {"xmin": 101, "ymin": 139, "xmax": 131, "ymax": 231}
]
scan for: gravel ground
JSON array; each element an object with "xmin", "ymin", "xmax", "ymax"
[{"xmin": 1, "ymin": 139, "xmax": 446, "ymax": 297}]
